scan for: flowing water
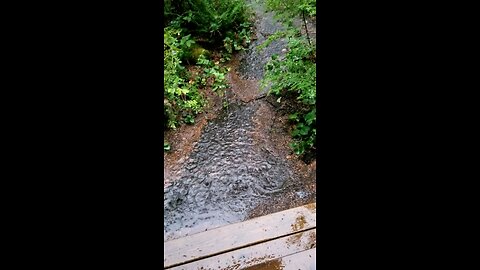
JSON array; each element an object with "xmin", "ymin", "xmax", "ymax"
[{"xmin": 164, "ymin": 0, "xmax": 316, "ymax": 242}]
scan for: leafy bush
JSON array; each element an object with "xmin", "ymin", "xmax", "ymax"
[
  {"xmin": 164, "ymin": 0, "xmax": 252, "ymax": 134},
  {"xmin": 165, "ymin": 0, "xmax": 252, "ymax": 43},
  {"xmin": 196, "ymin": 54, "xmax": 230, "ymax": 93},
  {"xmin": 223, "ymin": 22, "xmax": 252, "ymax": 55},
  {"xmin": 262, "ymin": 34, "xmax": 316, "ymax": 156},
  {"xmin": 164, "ymin": 27, "xmax": 206, "ymax": 129},
  {"xmin": 266, "ymin": 0, "xmax": 316, "ymax": 18},
  {"xmin": 260, "ymin": 0, "xmax": 316, "ymax": 157}
]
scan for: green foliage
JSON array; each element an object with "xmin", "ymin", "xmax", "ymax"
[
  {"xmin": 289, "ymin": 108, "xmax": 316, "ymax": 155},
  {"xmin": 165, "ymin": 0, "xmax": 253, "ymax": 59},
  {"xmin": 265, "ymin": 0, "xmax": 316, "ymax": 18},
  {"xmin": 164, "ymin": 0, "xmax": 252, "ymax": 132},
  {"xmin": 263, "ymin": 36, "xmax": 316, "ymax": 104},
  {"xmin": 262, "ymin": 33, "xmax": 316, "ymax": 156},
  {"xmin": 196, "ymin": 54, "xmax": 230, "ymax": 94},
  {"xmin": 223, "ymin": 21, "xmax": 252, "ymax": 54},
  {"xmin": 164, "ymin": 141, "xmax": 171, "ymax": 151},
  {"xmin": 164, "ymin": 27, "xmax": 206, "ymax": 130},
  {"xmin": 257, "ymin": 28, "xmax": 301, "ymax": 52},
  {"xmin": 184, "ymin": 114, "xmax": 195, "ymax": 125},
  {"xmin": 299, "ymin": 0, "xmax": 316, "ymax": 17},
  {"xmin": 185, "ymin": 45, "xmax": 211, "ymax": 64},
  {"xmin": 166, "ymin": 0, "xmax": 252, "ymax": 43},
  {"xmin": 257, "ymin": 30, "xmax": 287, "ymax": 51}
]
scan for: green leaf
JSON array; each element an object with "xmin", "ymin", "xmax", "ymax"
[
  {"xmin": 184, "ymin": 114, "xmax": 195, "ymax": 125},
  {"xmin": 304, "ymin": 109, "xmax": 316, "ymax": 125},
  {"xmin": 164, "ymin": 142, "xmax": 171, "ymax": 151},
  {"xmin": 288, "ymin": 113, "xmax": 298, "ymax": 121},
  {"xmin": 299, "ymin": 125, "xmax": 310, "ymax": 136}
]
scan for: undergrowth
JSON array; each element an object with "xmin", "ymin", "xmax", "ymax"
[
  {"xmin": 164, "ymin": 0, "xmax": 253, "ymax": 150},
  {"xmin": 265, "ymin": 0, "xmax": 316, "ymax": 18},
  {"xmin": 261, "ymin": 1, "xmax": 317, "ymax": 158},
  {"xmin": 164, "ymin": 27, "xmax": 206, "ymax": 130},
  {"xmin": 165, "ymin": 0, "xmax": 252, "ymax": 43}
]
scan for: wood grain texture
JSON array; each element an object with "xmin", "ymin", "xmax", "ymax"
[
  {"xmin": 242, "ymin": 248, "xmax": 316, "ymax": 270},
  {"xmin": 168, "ymin": 229, "xmax": 316, "ymax": 270},
  {"xmin": 278, "ymin": 248, "xmax": 316, "ymax": 270},
  {"xmin": 164, "ymin": 203, "xmax": 316, "ymax": 268}
]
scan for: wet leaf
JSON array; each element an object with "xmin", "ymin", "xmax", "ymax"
[
  {"xmin": 304, "ymin": 109, "xmax": 316, "ymax": 125},
  {"xmin": 299, "ymin": 125, "xmax": 310, "ymax": 136},
  {"xmin": 164, "ymin": 142, "xmax": 171, "ymax": 151},
  {"xmin": 288, "ymin": 113, "xmax": 298, "ymax": 121}
]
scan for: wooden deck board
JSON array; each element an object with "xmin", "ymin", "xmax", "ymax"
[
  {"xmin": 164, "ymin": 203, "xmax": 316, "ymax": 269},
  {"xmin": 243, "ymin": 248, "xmax": 316, "ymax": 270},
  {"xmin": 168, "ymin": 229, "xmax": 316, "ymax": 270}
]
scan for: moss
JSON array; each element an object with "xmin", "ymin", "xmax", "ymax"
[{"xmin": 184, "ymin": 44, "xmax": 211, "ymax": 64}]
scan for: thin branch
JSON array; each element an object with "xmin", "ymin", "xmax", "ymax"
[{"xmin": 302, "ymin": 10, "xmax": 312, "ymax": 47}]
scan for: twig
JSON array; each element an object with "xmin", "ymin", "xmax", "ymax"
[
  {"xmin": 302, "ymin": 10, "xmax": 312, "ymax": 47},
  {"xmin": 245, "ymin": 93, "xmax": 268, "ymax": 103}
]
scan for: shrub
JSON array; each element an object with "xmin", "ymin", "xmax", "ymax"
[
  {"xmin": 165, "ymin": 0, "xmax": 252, "ymax": 44},
  {"xmin": 164, "ymin": 0, "xmax": 253, "ymax": 133},
  {"xmin": 262, "ymin": 34, "xmax": 316, "ymax": 156},
  {"xmin": 266, "ymin": 0, "xmax": 316, "ymax": 18},
  {"xmin": 164, "ymin": 27, "xmax": 206, "ymax": 129}
]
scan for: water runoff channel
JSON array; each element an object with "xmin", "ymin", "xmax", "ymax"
[{"xmin": 164, "ymin": 0, "xmax": 316, "ymax": 241}]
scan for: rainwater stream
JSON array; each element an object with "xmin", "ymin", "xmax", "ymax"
[{"xmin": 164, "ymin": 1, "xmax": 316, "ymax": 242}]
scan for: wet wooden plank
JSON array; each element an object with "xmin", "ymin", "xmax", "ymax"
[
  {"xmin": 164, "ymin": 203, "xmax": 316, "ymax": 268},
  {"xmin": 243, "ymin": 248, "xmax": 316, "ymax": 270},
  {"xmin": 169, "ymin": 228, "xmax": 316, "ymax": 270},
  {"xmin": 278, "ymin": 248, "xmax": 316, "ymax": 270}
]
